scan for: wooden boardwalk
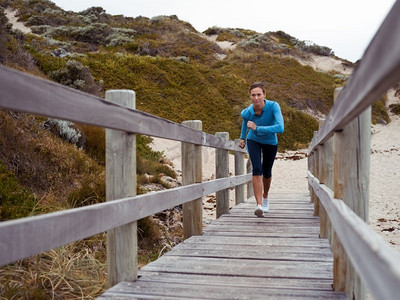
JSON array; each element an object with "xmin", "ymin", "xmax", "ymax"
[{"xmin": 99, "ymin": 192, "xmax": 348, "ymax": 299}]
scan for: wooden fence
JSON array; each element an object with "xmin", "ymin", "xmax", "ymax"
[
  {"xmin": 307, "ymin": 1, "xmax": 400, "ymax": 299},
  {"xmin": 0, "ymin": 65, "xmax": 252, "ymax": 287}
]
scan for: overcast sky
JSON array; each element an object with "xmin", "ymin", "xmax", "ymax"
[{"xmin": 51, "ymin": 0, "xmax": 397, "ymax": 62}]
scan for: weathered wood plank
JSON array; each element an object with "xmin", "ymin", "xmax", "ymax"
[
  {"xmin": 184, "ymin": 234, "xmax": 331, "ymax": 248},
  {"xmin": 134, "ymin": 272, "xmax": 336, "ymax": 291},
  {"xmin": 0, "ymin": 65, "xmax": 245, "ymax": 152},
  {"xmin": 141, "ymin": 255, "xmax": 334, "ymax": 278},
  {"xmin": 170, "ymin": 242, "xmax": 333, "ymax": 254},
  {"xmin": 165, "ymin": 247, "xmax": 334, "ymax": 262},
  {"xmin": 106, "ymin": 90, "xmax": 138, "ymax": 285},
  {"xmin": 234, "ymin": 139, "xmax": 246, "ymax": 204},
  {"xmin": 100, "ymin": 280, "xmax": 347, "ymax": 299},
  {"xmin": 203, "ymin": 224, "xmax": 320, "ymax": 234},
  {"xmin": 308, "ymin": 172, "xmax": 400, "ymax": 300},
  {"xmin": 182, "ymin": 120, "xmax": 203, "ymax": 238},
  {"xmin": 0, "ymin": 174, "xmax": 251, "ymax": 267},
  {"xmin": 99, "ymin": 192, "xmax": 347, "ymax": 299},
  {"xmin": 215, "ymin": 132, "xmax": 230, "ymax": 218}
]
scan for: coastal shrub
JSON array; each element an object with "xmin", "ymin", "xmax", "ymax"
[
  {"xmin": 44, "ymin": 119, "xmax": 84, "ymax": 147},
  {"xmin": 48, "ymin": 59, "xmax": 102, "ymax": 95},
  {"xmin": 0, "ymin": 7, "xmax": 12, "ymax": 63},
  {"xmin": 66, "ymin": 173, "xmax": 105, "ymax": 208},
  {"xmin": 277, "ymin": 104, "xmax": 319, "ymax": 150},
  {"xmin": 238, "ymin": 33, "xmax": 279, "ymax": 53},
  {"xmin": 271, "ymin": 30, "xmax": 333, "ymax": 56},
  {"xmin": 0, "ymin": 163, "xmax": 39, "ymax": 221},
  {"xmin": 31, "ymin": 23, "xmax": 117, "ymax": 46},
  {"xmin": 75, "ymin": 124, "xmax": 105, "ymax": 164},
  {"xmin": 371, "ymin": 96, "xmax": 390, "ymax": 124},
  {"xmin": 295, "ymin": 40, "xmax": 333, "ymax": 56},
  {"xmin": 204, "ymin": 26, "xmax": 246, "ymax": 38},
  {"xmin": 0, "ymin": 7, "xmax": 37, "ymax": 71},
  {"xmin": 106, "ymin": 28, "xmax": 136, "ymax": 46},
  {"xmin": 79, "ymin": 6, "xmax": 105, "ymax": 17}
]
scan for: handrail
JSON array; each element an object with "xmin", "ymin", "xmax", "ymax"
[
  {"xmin": 0, "ymin": 65, "xmax": 242, "ymax": 152},
  {"xmin": 0, "ymin": 174, "xmax": 251, "ymax": 267},
  {"xmin": 0, "ymin": 64, "xmax": 251, "ymax": 275},
  {"xmin": 308, "ymin": 172, "xmax": 400, "ymax": 299},
  {"xmin": 307, "ymin": 1, "xmax": 400, "ymax": 299},
  {"xmin": 308, "ymin": 0, "xmax": 400, "ymax": 153}
]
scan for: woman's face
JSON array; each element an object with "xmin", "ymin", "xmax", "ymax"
[{"xmin": 250, "ymin": 87, "xmax": 265, "ymax": 106}]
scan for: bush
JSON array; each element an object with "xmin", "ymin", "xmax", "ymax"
[
  {"xmin": 48, "ymin": 59, "xmax": 102, "ymax": 95},
  {"xmin": 0, "ymin": 163, "xmax": 39, "ymax": 221},
  {"xmin": 67, "ymin": 173, "xmax": 105, "ymax": 208},
  {"xmin": 372, "ymin": 96, "xmax": 390, "ymax": 124},
  {"xmin": 44, "ymin": 119, "xmax": 84, "ymax": 147}
]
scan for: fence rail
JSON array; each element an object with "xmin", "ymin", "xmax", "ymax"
[
  {"xmin": 307, "ymin": 1, "xmax": 400, "ymax": 299},
  {"xmin": 0, "ymin": 65, "xmax": 251, "ymax": 286},
  {"xmin": 0, "ymin": 66, "xmax": 238, "ymax": 151}
]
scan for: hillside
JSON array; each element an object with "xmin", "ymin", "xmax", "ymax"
[{"xmin": 0, "ymin": 0, "xmax": 394, "ymax": 298}]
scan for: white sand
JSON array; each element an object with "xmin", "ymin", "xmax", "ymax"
[
  {"xmin": 369, "ymin": 89, "xmax": 400, "ymax": 252},
  {"xmin": 298, "ymin": 55, "xmax": 354, "ymax": 76},
  {"xmin": 5, "ymin": 9, "xmax": 32, "ymax": 34}
]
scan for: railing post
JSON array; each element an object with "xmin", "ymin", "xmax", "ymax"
[
  {"xmin": 105, "ymin": 90, "xmax": 137, "ymax": 286},
  {"xmin": 332, "ymin": 87, "xmax": 348, "ymax": 294},
  {"xmin": 313, "ymin": 147, "xmax": 320, "ymax": 216},
  {"xmin": 246, "ymin": 160, "xmax": 254, "ymax": 198},
  {"xmin": 318, "ymin": 134, "xmax": 333, "ymax": 242},
  {"xmin": 181, "ymin": 120, "xmax": 203, "ymax": 239},
  {"xmin": 234, "ymin": 139, "xmax": 245, "ymax": 204},
  {"xmin": 333, "ymin": 87, "xmax": 371, "ymax": 299},
  {"xmin": 216, "ymin": 132, "xmax": 229, "ymax": 218}
]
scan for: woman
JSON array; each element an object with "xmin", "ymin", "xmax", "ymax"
[{"xmin": 239, "ymin": 82, "xmax": 284, "ymax": 217}]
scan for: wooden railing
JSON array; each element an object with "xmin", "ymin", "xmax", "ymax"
[
  {"xmin": 0, "ymin": 65, "xmax": 252, "ymax": 286},
  {"xmin": 307, "ymin": 1, "xmax": 400, "ymax": 299}
]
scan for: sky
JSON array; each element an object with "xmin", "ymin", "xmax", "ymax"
[{"xmin": 50, "ymin": 0, "xmax": 397, "ymax": 62}]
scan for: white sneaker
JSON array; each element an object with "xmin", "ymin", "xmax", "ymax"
[
  {"xmin": 254, "ymin": 205, "xmax": 264, "ymax": 217},
  {"xmin": 262, "ymin": 198, "xmax": 269, "ymax": 213}
]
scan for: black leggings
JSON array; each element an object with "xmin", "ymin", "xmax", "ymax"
[{"xmin": 247, "ymin": 139, "xmax": 278, "ymax": 178}]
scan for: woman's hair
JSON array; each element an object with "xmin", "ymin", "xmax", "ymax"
[{"xmin": 249, "ymin": 82, "xmax": 266, "ymax": 94}]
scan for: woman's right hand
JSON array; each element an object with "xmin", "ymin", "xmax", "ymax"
[{"xmin": 239, "ymin": 139, "xmax": 245, "ymax": 149}]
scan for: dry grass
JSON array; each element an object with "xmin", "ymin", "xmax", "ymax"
[{"xmin": 0, "ymin": 234, "xmax": 107, "ymax": 299}]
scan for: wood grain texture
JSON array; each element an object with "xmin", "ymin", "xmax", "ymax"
[
  {"xmin": 234, "ymin": 138, "xmax": 245, "ymax": 205},
  {"xmin": 215, "ymin": 132, "xmax": 229, "ymax": 218},
  {"xmin": 182, "ymin": 120, "xmax": 203, "ymax": 238},
  {"xmin": 99, "ymin": 192, "xmax": 348, "ymax": 299},
  {"xmin": 0, "ymin": 65, "xmax": 245, "ymax": 152},
  {"xmin": 308, "ymin": 172, "xmax": 400, "ymax": 300},
  {"xmin": 0, "ymin": 174, "xmax": 251, "ymax": 267},
  {"xmin": 105, "ymin": 90, "xmax": 138, "ymax": 285}
]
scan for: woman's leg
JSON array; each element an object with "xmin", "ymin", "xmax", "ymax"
[
  {"xmin": 252, "ymin": 175, "xmax": 263, "ymax": 206},
  {"xmin": 261, "ymin": 144, "xmax": 278, "ymax": 199},
  {"xmin": 246, "ymin": 139, "xmax": 263, "ymax": 206},
  {"xmin": 262, "ymin": 176, "xmax": 272, "ymax": 199}
]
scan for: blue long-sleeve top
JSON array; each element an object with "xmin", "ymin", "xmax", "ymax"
[{"xmin": 240, "ymin": 100, "xmax": 284, "ymax": 145}]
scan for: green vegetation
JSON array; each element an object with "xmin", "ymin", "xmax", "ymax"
[{"xmin": 0, "ymin": 163, "xmax": 39, "ymax": 220}]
